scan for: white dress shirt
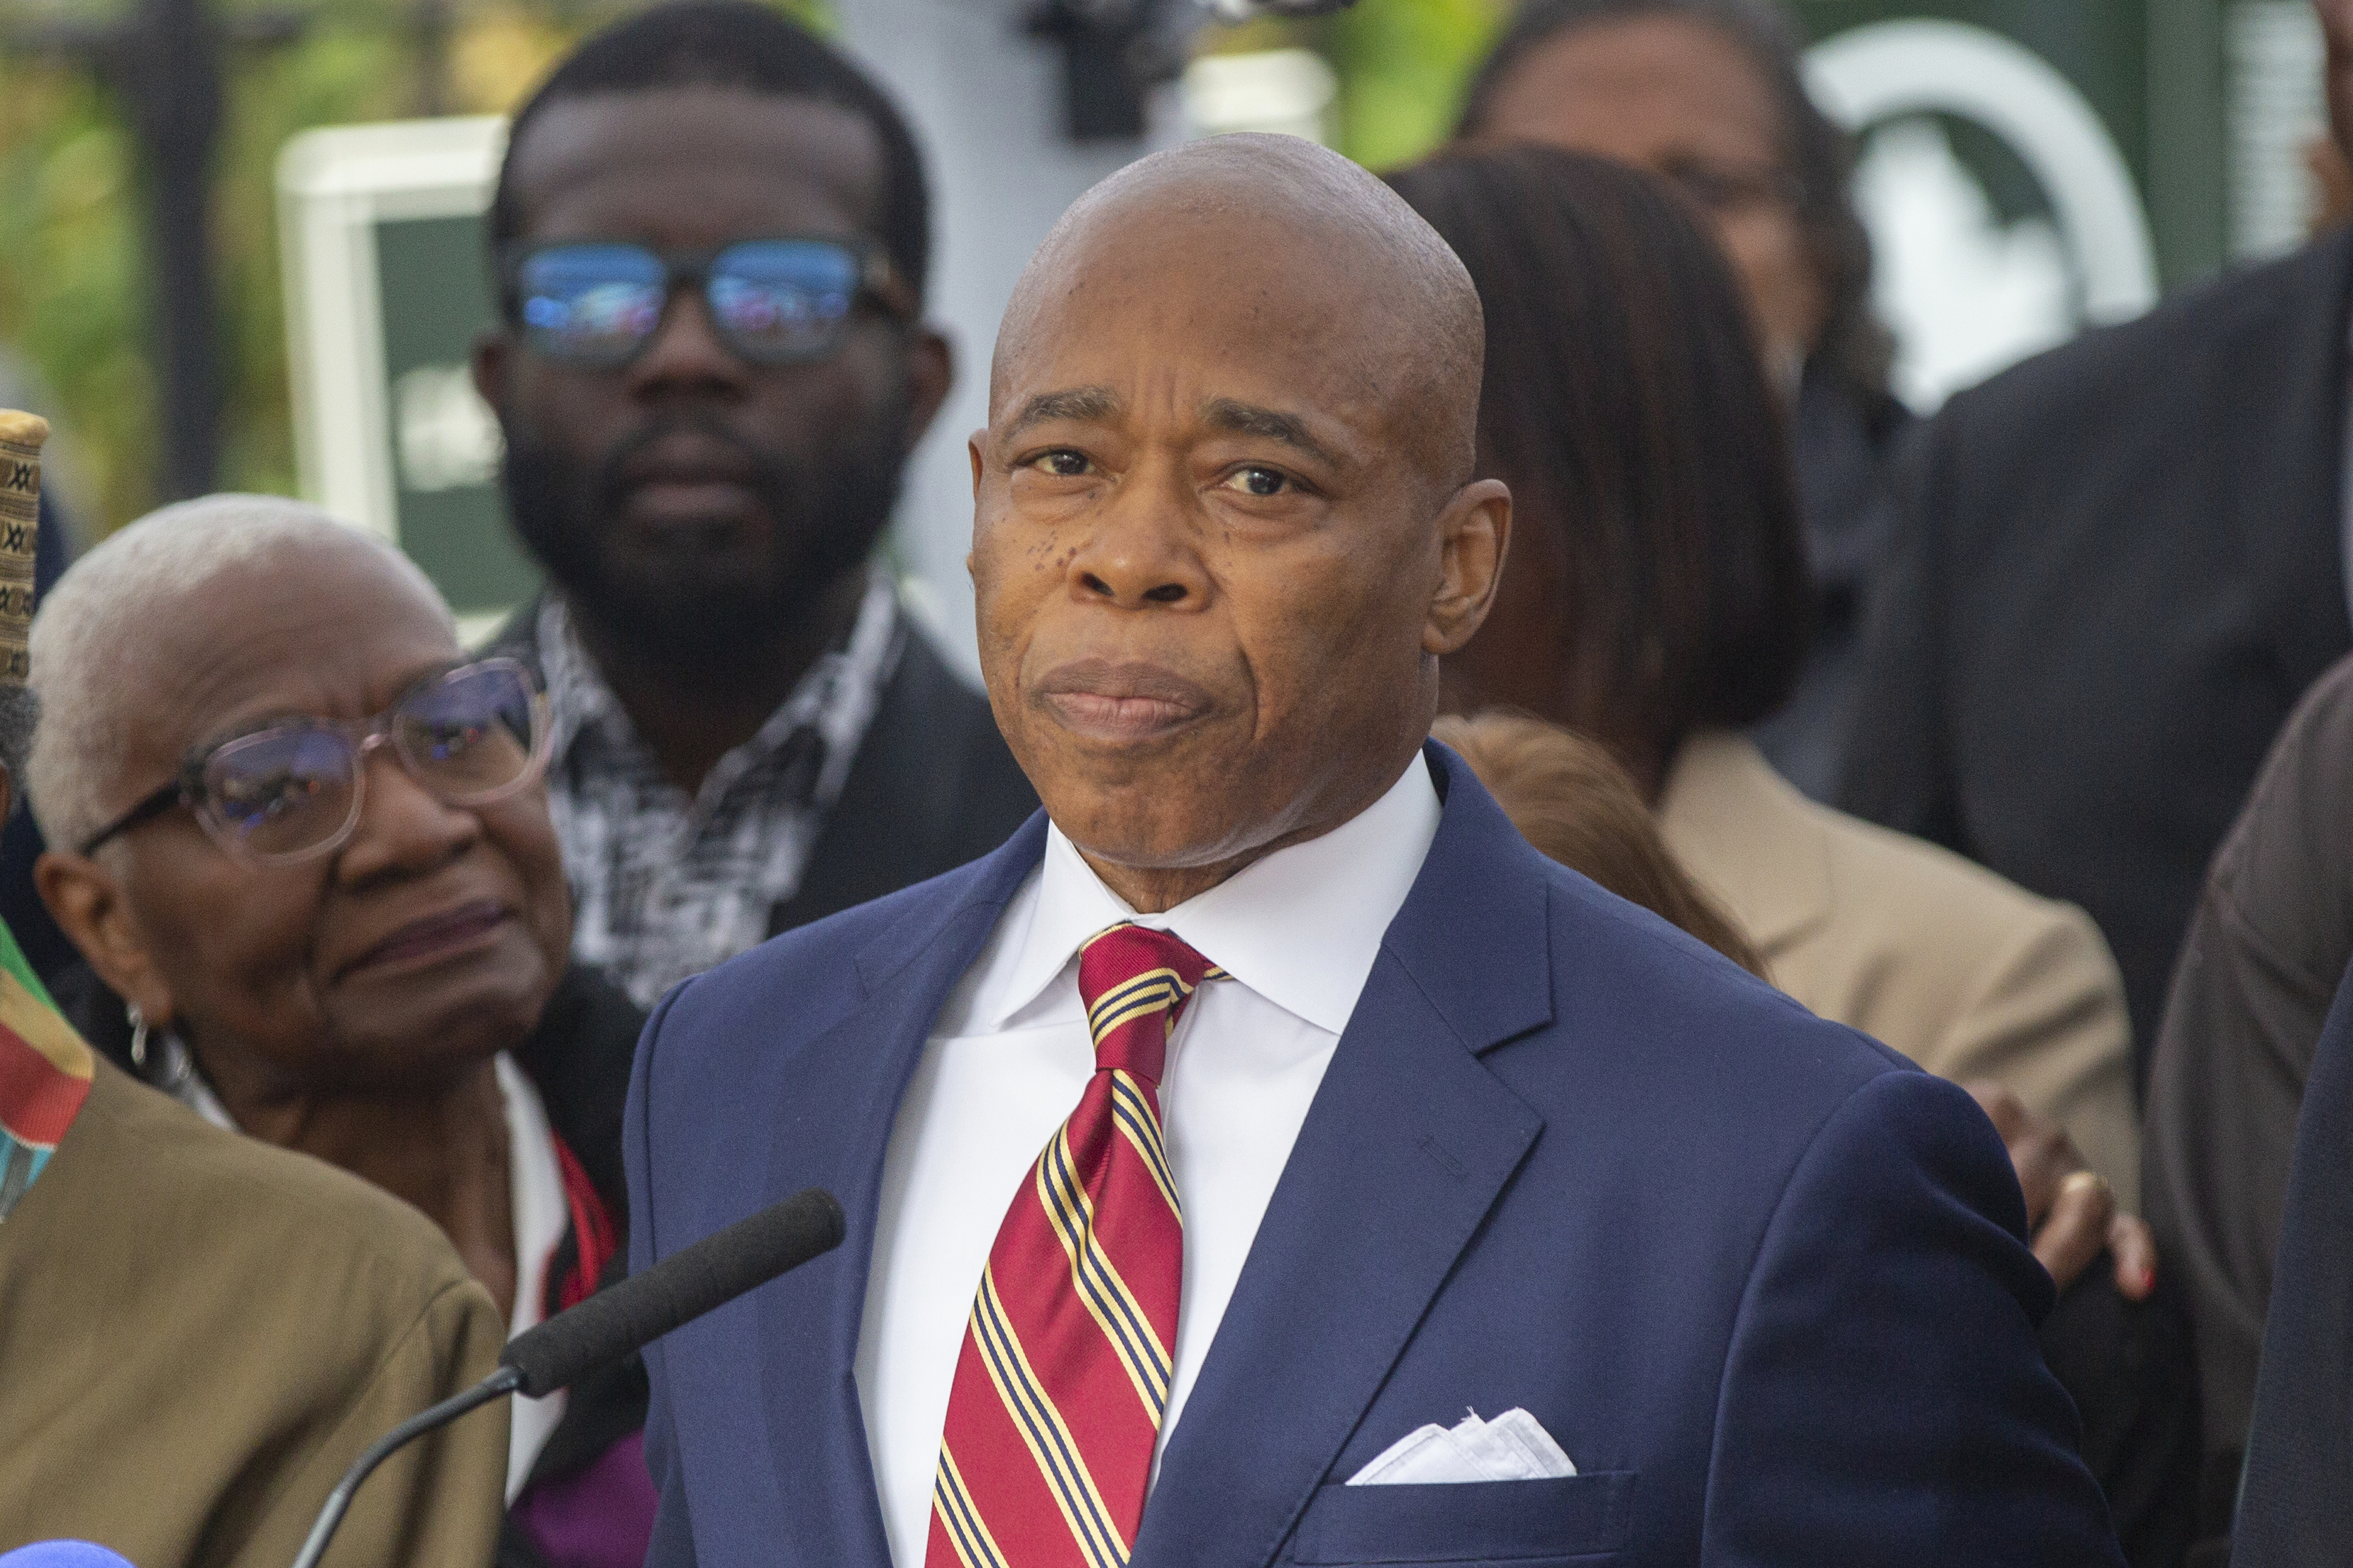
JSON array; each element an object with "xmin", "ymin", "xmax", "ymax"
[
  {"xmin": 855, "ymin": 755, "xmax": 1442, "ymax": 1567},
  {"xmin": 494, "ymin": 1055, "xmax": 571, "ymax": 1501}
]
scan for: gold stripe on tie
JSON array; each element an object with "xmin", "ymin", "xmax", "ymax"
[
  {"xmin": 969, "ymin": 1266, "xmax": 1130, "ymax": 1568},
  {"xmin": 1107, "ymin": 1075, "xmax": 1181, "ymax": 1217},
  {"xmin": 1036, "ymin": 1128, "xmax": 1174, "ymax": 1414},
  {"xmin": 934, "ymin": 1446, "xmax": 1012, "ymax": 1568}
]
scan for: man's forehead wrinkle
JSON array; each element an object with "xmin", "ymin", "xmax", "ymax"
[
  {"xmin": 1009, "ymin": 385, "xmax": 1122, "ymax": 435},
  {"xmin": 1200, "ymin": 399, "xmax": 1345, "ymax": 467}
]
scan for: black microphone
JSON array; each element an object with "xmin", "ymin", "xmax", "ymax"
[{"xmin": 291, "ymin": 1187, "xmax": 846, "ymax": 1568}]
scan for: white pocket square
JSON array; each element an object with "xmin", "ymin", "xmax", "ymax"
[{"xmin": 1345, "ymin": 1407, "xmax": 1577, "ymax": 1485}]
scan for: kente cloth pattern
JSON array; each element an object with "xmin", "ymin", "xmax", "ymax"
[
  {"xmin": 928, "ymin": 923, "xmax": 1223, "ymax": 1568},
  {"xmin": 0, "ymin": 917, "xmax": 90, "ymax": 1219},
  {"xmin": 536, "ymin": 575, "xmax": 904, "ymax": 1008}
]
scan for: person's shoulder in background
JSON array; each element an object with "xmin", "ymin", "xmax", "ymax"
[
  {"xmin": 1431, "ymin": 712, "xmax": 1764, "ymax": 976},
  {"xmin": 2157, "ymin": 647, "xmax": 2353, "ymax": 1051},
  {"xmin": 2230, "ymin": 943, "xmax": 2353, "ymax": 1567},
  {"xmin": 1923, "ymin": 230, "xmax": 2349, "ymax": 496},
  {"xmin": 2143, "ymin": 648, "xmax": 2353, "ymax": 1538},
  {"xmin": 885, "ymin": 625, "xmax": 1038, "ymax": 861},
  {"xmin": 1663, "ymin": 729, "xmax": 2136, "ymax": 1203},
  {"xmin": 0, "ymin": 1058, "xmax": 507, "ymax": 1568}
]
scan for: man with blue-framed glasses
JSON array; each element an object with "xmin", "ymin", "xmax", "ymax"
[{"xmin": 469, "ymin": 0, "xmax": 1036, "ymax": 1010}]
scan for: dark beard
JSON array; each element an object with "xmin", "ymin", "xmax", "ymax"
[{"xmin": 500, "ymin": 405, "xmax": 908, "ymax": 682}]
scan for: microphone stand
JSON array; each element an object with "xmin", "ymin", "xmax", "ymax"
[
  {"xmin": 288, "ymin": 1364, "xmax": 523, "ymax": 1568},
  {"xmin": 282, "ymin": 1185, "xmax": 843, "ymax": 1568}
]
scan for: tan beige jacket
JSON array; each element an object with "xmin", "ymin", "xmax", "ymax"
[
  {"xmin": 0, "ymin": 1059, "xmax": 509, "ymax": 1568},
  {"xmin": 1659, "ymin": 731, "xmax": 2139, "ymax": 1208}
]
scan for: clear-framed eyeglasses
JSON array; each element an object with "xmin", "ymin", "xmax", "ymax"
[{"xmin": 79, "ymin": 657, "xmax": 552, "ymax": 867}]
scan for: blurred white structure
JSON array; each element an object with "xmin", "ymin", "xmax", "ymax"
[
  {"xmin": 1181, "ymin": 48, "xmax": 1337, "ymax": 143},
  {"xmin": 1851, "ymin": 118, "xmax": 2072, "ymax": 412},
  {"xmin": 278, "ymin": 115, "xmax": 505, "ymax": 547},
  {"xmin": 395, "ymin": 363, "xmax": 502, "ymax": 494},
  {"xmin": 1807, "ymin": 20, "xmax": 2157, "ymax": 413},
  {"xmin": 2227, "ymin": 0, "xmax": 2327, "ymax": 260}
]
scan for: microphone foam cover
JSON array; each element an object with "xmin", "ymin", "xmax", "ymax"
[
  {"xmin": 501, "ymin": 1186, "xmax": 845, "ymax": 1398},
  {"xmin": 0, "ymin": 1545, "xmax": 138, "ymax": 1568}
]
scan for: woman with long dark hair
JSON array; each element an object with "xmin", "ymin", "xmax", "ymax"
[
  {"xmin": 1456, "ymin": 0, "xmax": 1903, "ymax": 799},
  {"xmin": 1390, "ymin": 144, "xmax": 2195, "ymax": 1562}
]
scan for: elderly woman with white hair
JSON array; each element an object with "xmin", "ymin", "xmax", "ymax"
[
  {"xmin": 1, "ymin": 663, "xmax": 511, "ymax": 1568},
  {"xmin": 29, "ymin": 496, "xmax": 656, "ymax": 1568}
]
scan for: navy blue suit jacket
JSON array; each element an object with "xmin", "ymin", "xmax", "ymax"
[
  {"xmin": 625, "ymin": 745, "xmax": 2124, "ymax": 1566},
  {"xmin": 2232, "ymin": 952, "xmax": 2353, "ymax": 1564}
]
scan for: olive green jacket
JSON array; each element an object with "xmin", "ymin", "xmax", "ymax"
[{"xmin": 0, "ymin": 1057, "xmax": 509, "ymax": 1568}]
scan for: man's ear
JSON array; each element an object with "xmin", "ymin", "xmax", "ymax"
[
  {"xmin": 1423, "ymin": 479, "xmax": 1512, "ymax": 657},
  {"xmin": 470, "ymin": 328, "xmax": 511, "ymax": 416},
  {"xmin": 35, "ymin": 850, "xmax": 175, "ymax": 1028},
  {"xmin": 902, "ymin": 325, "xmax": 955, "ymax": 454}
]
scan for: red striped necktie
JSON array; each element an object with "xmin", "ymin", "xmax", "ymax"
[{"xmin": 927, "ymin": 923, "xmax": 1224, "ymax": 1568}]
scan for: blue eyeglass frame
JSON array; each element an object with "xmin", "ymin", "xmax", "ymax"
[
  {"xmin": 77, "ymin": 657, "xmax": 552, "ymax": 864},
  {"xmin": 499, "ymin": 235, "xmax": 914, "ymax": 369}
]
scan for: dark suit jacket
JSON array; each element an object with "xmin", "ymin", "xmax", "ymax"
[
  {"xmin": 487, "ymin": 592, "xmax": 1039, "ymax": 941},
  {"xmin": 1840, "ymin": 229, "xmax": 2353, "ymax": 1062},
  {"xmin": 625, "ymin": 743, "xmax": 2124, "ymax": 1567},
  {"xmin": 765, "ymin": 619, "xmax": 1039, "ymax": 935},
  {"xmin": 2227, "ymin": 952, "xmax": 2353, "ymax": 1566}
]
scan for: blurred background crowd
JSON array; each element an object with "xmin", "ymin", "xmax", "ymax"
[
  {"xmin": 7, "ymin": 1, "xmax": 2353, "ymax": 1566},
  {"xmin": 0, "ymin": 0, "xmax": 2338, "ymax": 551}
]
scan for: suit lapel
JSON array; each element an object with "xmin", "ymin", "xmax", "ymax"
[
  {"xmin": 1134, "ymin": 747, "xmax": 1554, "ymax": 1568},
  {"xmin": 755, "ymin": 814, "xmax": 1049, "ymax": 1567}
]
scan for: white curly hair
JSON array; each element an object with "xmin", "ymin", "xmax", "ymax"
[{"xmin": 26, "ymin": 494, "xmax": 452, "ymax": 854}]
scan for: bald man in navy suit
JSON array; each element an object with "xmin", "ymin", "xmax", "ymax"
[{"xmin": 624, "ymin": 133, "xmax": 2123, "ymax": 1567}]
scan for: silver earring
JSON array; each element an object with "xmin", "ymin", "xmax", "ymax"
[{"xmin": 127, "ymin": 1001, "xmax": 148, "ymax": 1071}]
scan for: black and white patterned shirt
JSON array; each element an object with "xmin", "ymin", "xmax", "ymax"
[{"xmin": 536, "ymin": 575, "xmax": 905, "ymax": 1007}]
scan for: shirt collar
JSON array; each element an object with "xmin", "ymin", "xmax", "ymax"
[
  {"xmin": 978, "ymin": 753, "xmax": 1442, "ymax": 1037},
  {"xmin": 536, "ymin": 594, "xmax": 628, "ymax": 758},
  {"xmin": 538, "ymin": 574, "xmax": 904, "ymax": 767}
]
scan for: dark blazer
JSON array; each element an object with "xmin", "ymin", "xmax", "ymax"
[
  {"xmin": 1839, "ymin": 229, "xmax": 2353, "ymax": 1062},
  {"xmin": 487, "ymin": 593, "xmax": 1039, "ymax": 943},
  {"xmin": 1750, "ymin": 369, "xmax": 1914, "ymax": 803},
  {"xmin": 625, "ymin": 744, "xmax": 2124, "ymax": 1567},
  {"xmin": 765, "ymin": 621, "xmax": 1039, "ymax": 935},
  {"xmin": 2227, "ymin": 952, "xmax": 2353, "ymax": 1567}
]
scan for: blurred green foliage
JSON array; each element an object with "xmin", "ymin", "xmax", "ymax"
[
  {"xmin": 0, "ymin": 0, "xmax": 602, "ymax": 534},
  {"xmin": 1319, "ymin": 0, "xmax": 1505, "ymax": 170},
  {"xmin": 0, "ymin": 0, "xmax": 1492, "ymax": 539}
]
